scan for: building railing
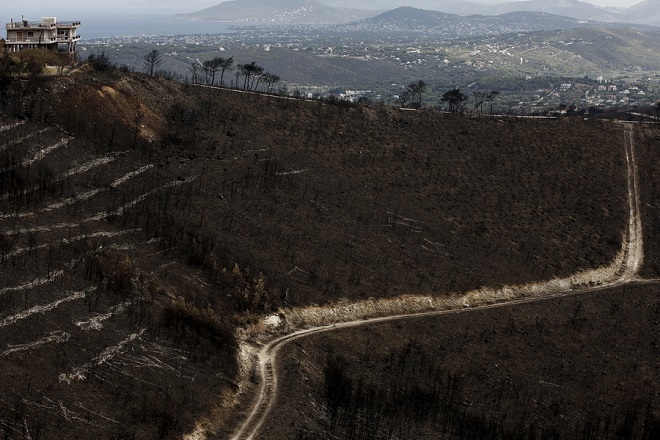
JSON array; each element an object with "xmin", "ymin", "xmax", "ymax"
[
  {"xmin": 5, "ymin": 35, "xmax": 80, "ymax": 43},
  {"xmin": 5, "ymin": 21, "xmax": 80, "ymax": 29},
  {"xmin": 56, "ymin": 35, "xmax": 81, "ymax": 42},
  {"xmin": 6, "ymin": 22, "xmax": 56, "ymax": 29},
  {"xmin": 5, "ymin": 37, "xmax": 58, "ymax": 43}
]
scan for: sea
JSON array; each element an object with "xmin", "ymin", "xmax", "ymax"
[{"xmin": 10, "ymin": 9, "xmax": 241, "ymax": 40}]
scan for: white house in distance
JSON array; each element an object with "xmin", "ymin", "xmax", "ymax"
[{"xmin": 5, "ymin": 17, "xmax": 81, "ymax": 53}]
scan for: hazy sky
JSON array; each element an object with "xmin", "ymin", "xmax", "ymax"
[{"xmin": 4, "ymin": 0, "xmax": 649, "ymax": 17}]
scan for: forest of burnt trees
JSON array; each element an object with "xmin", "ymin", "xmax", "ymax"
[
  {"xmin": 282, "ymin": 285, "xmax": 660, "ymax": 440},
  {"xmin": 0, "ymin": 45, "xmax": 658, "ymax": 439}
]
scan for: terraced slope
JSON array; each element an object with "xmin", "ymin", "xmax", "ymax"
[{"xmin": 0, "ymin": 117, "xmax": 237, "ymax": 439}]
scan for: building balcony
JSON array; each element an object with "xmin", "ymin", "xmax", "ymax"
[
  {"xmin": 6, "ymin": 21, "xmax": 56, "ymax": 30},
  {"xmin": 5, "ymin": 37, "xmax": 57, "ymax": 44},
  {"xmin": 56, "ymin": 35, "xmax": 81, "ymax": 42},
  {"xmin": 6, "ymin": 20, "xmax": 80, "ymax": 30},
  {"xmin": 56, "ymin": 21, "xmax": 81, "ymax": 28}
]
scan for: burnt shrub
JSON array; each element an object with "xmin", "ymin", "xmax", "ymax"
[
  {"xmin": 162, "ymin": 297, "xmax": 237, "ymax": 370},
  {"xmin": 87, "ymin": 50, "xmax": 114, "ymax": 72},
  {"xmin": 86, "ymin": 250, "xmax": 136, "ymax": 296}
]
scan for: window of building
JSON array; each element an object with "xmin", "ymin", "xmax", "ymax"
[{"xmin": 27, "ymin": 31, "xmax": 34, "ymax": 38}]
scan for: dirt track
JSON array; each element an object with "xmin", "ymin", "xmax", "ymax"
[{"xmin": 223, "ymin": 122, "xmax": 647, "ymax": 440}]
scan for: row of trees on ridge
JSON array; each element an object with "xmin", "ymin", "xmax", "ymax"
[
  {"xmin": 89, "ymin": 49, "xmax": 282, "ymax": 93},
  {"xmin": 188, "ymin": 55, "xmax": 280, "ymax": 92},
  {"xmin": 440, "ymin": 88, "xmax": 500, "ymax": 114},
  {"xmin": 0, "ymin": 46, "xmax": 499, "ymax": 115},
  {"xmin": 397, "ymin": 80, "xmax": 500, "ymax": 114}
]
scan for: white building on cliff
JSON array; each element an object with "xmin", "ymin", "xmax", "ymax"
[{"xmin": 5, "ymin": 17, "xmax": 80, "ymax": 53}]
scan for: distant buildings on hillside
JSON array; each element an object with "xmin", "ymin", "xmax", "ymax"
[
  {"xmin": 521, "ymin": 77, "xmax": 657, "ymax": 115},
  {"xmin": 4, "ymin": 16, "xmax": 80, "ymax": 53}
]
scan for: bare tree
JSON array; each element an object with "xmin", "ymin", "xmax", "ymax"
[
  {"xmin": 203, "ymin": 57, "xmax": 232, "ymax": 85},
  {"xmin": 189, "ymin": 61, "xmax": 200, "ymax": 84},
  {"xmin": 441, "ymin": 88, "xmax": 468, "ymax": 113},
  {"xmin": 218, "ymin": 56, "xmax": 234, "ymax": 87},
  {"xmin": 253, "ymin": 67, "xmax": 267, "ymax": 90},
  {"xmin": 250, "ymin": 64, "xmax": 264, "ymax": 90},
  {"xmin": 237, "ymin": 63, "xmax": 250, "ymax": 89},
  {"xmin": 54, "ymin": 53, "xmax": 70, "ymax": 76},
  {"xmin": 201, "ymin": 59, "xmax": 214, "ymax": 85},
  {"xmin": 210, "ymin": 58, "xmax": 222, "ymax": 85},
  {"xmin": 416, "ymin": 80, "xmax": 426, "ymax": 107},
  {"xmin": 238, "ymin": 62, "xmax": 264, "ymax": 90},
  {"xmin": 472, "ymin": 91, "xmax": 486, "ymax": 115},
  {"xmin": 143, "ymin": 49, "xmax": 162, "ymax": 77},
  {"xmin": 397, "ymin": 89, "xmax": 412, "ymax": 108},
  {"xmin": 407, "ymin": 80, "xmax": 426, "ymax": 108},
  {"xmin": 262, "ymin": 72, "xmax": 280, "ymax": 93},
  {"xmin": 485, "ymin": 90, "xmax": 500, "ymax": 115},
  {"xmin": 88, "ymin": 50, "xmax": 113, "ymax": 72}
]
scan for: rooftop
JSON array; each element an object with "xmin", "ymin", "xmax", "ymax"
[{"xmin": 5, "ymin": 17, "xmax": 81, "ymax": 30}]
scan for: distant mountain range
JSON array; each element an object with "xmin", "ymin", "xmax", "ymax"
[
  {"xmin": 469, "ymin": 0, "xmax": 660, "ymax": 25},
  {"xmin": 178, "ymin": 0, "xmax": 660, "ymax": 27},
  {"xmin": 347, "ymin": 7, "xmax": 612, "ymax": 36},
  {"xmin": 325, "ymin": 0, "xmax": 660, "ymax": 25},
  {"xmin": 177, "ymin": 0, "xmax": 660, "ymax": 37},
  {"xmin": 623, "ymin": 0, "xmax": 660, "ymax": 24},
  {"xmin": 176, "ymin": 0, "xmax": 376, "ymax": 24},
  {"xmin": 475, "ymin": 0, "xmax": 620, "ymax": 21}
]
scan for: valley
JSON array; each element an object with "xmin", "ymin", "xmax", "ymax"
[{"xmin": 81, "ymin": 24, "xmax": 660, "ymax": 112}]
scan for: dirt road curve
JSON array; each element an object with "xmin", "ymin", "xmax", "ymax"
[
  {"xmin": 622, "ymin": 124, "xmax": 643, "ymax": 279},
  {"xmin": 226, "ymin": 123, "xmax": 647, "ymax": 440}
]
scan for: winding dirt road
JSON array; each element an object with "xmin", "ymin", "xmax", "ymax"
[{"xmin": 227, "ymin": 123, "xmax": 647, "ymax": 440}]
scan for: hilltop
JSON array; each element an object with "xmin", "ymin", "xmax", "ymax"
[
  {"xmin": 176, "ymin": 0, "xmax": 376, "ymax": 24},
  {"xmin": 622, "ymin": 0, "xmax": 660, "ymax": 25},
  {"xmin": 178, "ymin": 0, "xmax": 660, "ymax": 26},
  {"xmin": 0, "ymin": 67, "xmax": 657, "ymax": 438},
  {"xmin": 350, "ymin": 7, "xmax": 612, "ymax": 36}
]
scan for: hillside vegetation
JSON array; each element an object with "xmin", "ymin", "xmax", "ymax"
[{"xmin": 0, "ymin": 69, "xmax": 637, "ymax": 438}]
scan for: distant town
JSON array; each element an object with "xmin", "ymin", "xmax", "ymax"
[
  {"xmin": 2, "ymin": 9, "xmax": 655, "ymax": 115},
  {"xmin": 78, "ymin": 24, "xmax": 659, "ymax": 115}
]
